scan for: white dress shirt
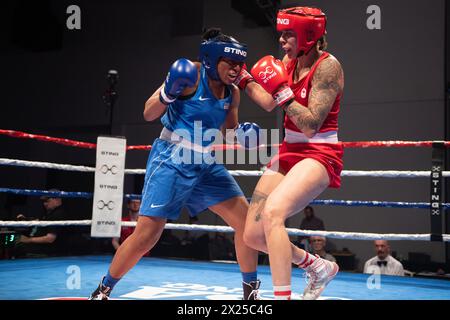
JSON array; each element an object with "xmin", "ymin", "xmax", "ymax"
[{"xmin": 364, "ymin": 255, "xmax": 405, "ymax": 276}]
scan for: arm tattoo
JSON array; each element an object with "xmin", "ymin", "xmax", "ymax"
[
  {"xmin": 284, "ymin": 103, "xmax": 310, "ymax": 131},
  {"xmin": 285, "ymin": 57, "xmax": 344, "ymax": 133},
  {"xmin": 250, "ymin": 190, "xmax": 268, "ymax": 222}
]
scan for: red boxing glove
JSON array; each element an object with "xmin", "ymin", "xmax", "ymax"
[
  {"xmin": 250, "ymin": 55, "xmax": 294, "ymax": 107},
  {"xmin": 234, "ymin": 64, "xmax": 254, "ymax": 90}
]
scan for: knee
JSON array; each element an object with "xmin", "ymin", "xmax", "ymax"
[
  {"xmin": 243, "ymin": 228, "xmax": 265, "ymax": 251},
  {"xmin": 243, "ymin": 229, "xmax": 256, "ymax": 248},
  {"xmin": 261, "ymin": 202, "xmax": 285, "ymax": 233}
]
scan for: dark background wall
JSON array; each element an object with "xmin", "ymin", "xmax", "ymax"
[{"xmin": 0, "ymin": 0, "xmax": 448, "ymax": 270}]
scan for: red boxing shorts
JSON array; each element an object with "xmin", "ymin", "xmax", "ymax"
[{"xmin": 267, "ymin": 141, "xmax": 344, "ymax": 188}]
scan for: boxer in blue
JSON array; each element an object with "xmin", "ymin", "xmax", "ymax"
[{"xmin": 90, "ymin": 28, "xmax": 261, "ymax": 300}]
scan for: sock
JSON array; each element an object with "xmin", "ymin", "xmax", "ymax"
[
  {"xmin": 102, "ymin": 271, "xmax": 121, "ymax": 290},
  {"xmin": 298, "ymin": 252, "xmax": 318, "ymax": 269},
  {"xmin": 242, "ymin": 271, "xmax": 257, "ymax": 284},
  {"xmin": 273, "ymin": 285, "xmax": 291, "ymax": 300}
]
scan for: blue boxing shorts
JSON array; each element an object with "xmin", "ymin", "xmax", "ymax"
[{"xmin": 139, "ymin": 138, "xmax": 244, "ymax": 220}]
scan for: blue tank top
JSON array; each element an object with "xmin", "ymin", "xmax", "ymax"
[{"xmin": 161, "ymin": 65, "xmax": 232, "ymax": 147}]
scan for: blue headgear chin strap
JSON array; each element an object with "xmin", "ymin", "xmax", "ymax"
[{"xmin": 199, "ymin": 36, "xmax": 248, "ymax": 81}]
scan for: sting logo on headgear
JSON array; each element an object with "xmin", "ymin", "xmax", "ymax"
[
  {"xmin": 277, "ymin": 7, "xmax": 327, "ymax": 56},
  {"xmin": 200, "ymin": 35, "xmax": 248, "ymax": 81},
  {"xmin": 277, "ymin": 18, "xmax": 290, "ymax": 25},
  {"xmin": 224, "ymin": 47, "xmax": 247, "ymax": 57}
]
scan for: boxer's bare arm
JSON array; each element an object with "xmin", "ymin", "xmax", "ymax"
[
  {"xmin": 244, "ymin": 81, "xmax": 278, "ymax": 112},
  {"xmin": 222, "ymin": 86, "xmax": 239, "ymax": 142},
  {"xmin": 143, "ymin": 84, "xmax": 167, "ymax": 122}
]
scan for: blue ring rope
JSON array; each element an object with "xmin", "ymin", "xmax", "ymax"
[
  {"xmin": 0, "ymin": 188, "xmax": 448, "ymax": 209},
  {"xmin": 0, "ymin": 188, "xmax": 92, "ymax": 199}
]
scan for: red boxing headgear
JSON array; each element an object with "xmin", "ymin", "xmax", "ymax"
[{"xmin": 277, "ymin": 7, "xmax": 327, "ymax": 56}]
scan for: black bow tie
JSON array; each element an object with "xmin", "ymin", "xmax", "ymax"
[{"xmin": 377, "ymin": 260, "xmax": 388, "ymax": 267}]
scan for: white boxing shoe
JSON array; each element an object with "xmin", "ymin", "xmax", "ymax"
[{"xmin": 302, "ymin": 256, "xmax": 339, "ymax": 300}]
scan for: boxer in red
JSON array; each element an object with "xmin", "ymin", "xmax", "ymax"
[{"xmin": 235, "ymin": 6, "xmax": 344, "ymax": 300}]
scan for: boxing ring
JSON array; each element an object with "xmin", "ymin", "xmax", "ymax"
[
  {"xmin": 1, "ymin": 255, "xmax": 450, "ymax": 300},
  {"xmin": 0, "ymin": 129, "xmax": 449, "ymax": 300}
]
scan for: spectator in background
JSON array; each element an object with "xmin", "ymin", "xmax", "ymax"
[
  {"xmin": 112, "ymin": 199, "xmax": 149, "ymax": 257},
  {"xmin": 178, "ymin": 216, "xmax": 199, "ymax": 258},
  {"xmin": 298, "ymin": 206, "xmax": 325, "ymax": 251},
  {"xmin": 299, "ymin": 206, "xmax": 325, "ymax": 231},
  {"xmin": 364, "ymin": 240, "xmax": 404, "ymax": 276},
  {"xmin": 147, "ymin": 219, "xmax": 185, "ymax": 258},
  {"xmin": 14, "ymin": 189, "xmax": 67, "ymax": 258},
  {"xmin": 210, "ymin": 233, "xmax": 235, "ymax": 261},
  {"xmin": 155, "ymin": 228, "xmax": 181, "ymax": 258},
  {"xmin": 309, "ymin": 236, "xmax": 336, "ymax": 263}
]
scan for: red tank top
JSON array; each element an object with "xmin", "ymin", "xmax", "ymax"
[{"xmin": 284, "ymin": 52, "xmax": 340, "ymax": 133}]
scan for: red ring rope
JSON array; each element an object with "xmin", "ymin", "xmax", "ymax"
[{"xmin": 1, "ymin": 129, "xmax": 448, "ymax": 150}]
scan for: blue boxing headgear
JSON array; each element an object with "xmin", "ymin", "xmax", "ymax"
[{"xmin": 199, "ymin": 36, "xmax": 248, "ymax": 81}]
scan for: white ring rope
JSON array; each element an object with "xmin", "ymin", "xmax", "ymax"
[
  {"xmin": 0, "ymin": 158, "xmax": 95, "ymax": 173},
  {"xmin": 1, "ymin": 220, "xmax": 449, "ymax": 242},
  {"xmin": 1, "ymin": 158, "xmax": 449, "ymax": 178}
]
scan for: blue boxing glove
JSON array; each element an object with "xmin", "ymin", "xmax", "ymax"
[
  {"xmin": 236, "ymin": 122, "xmax": 261, "ymax": 149},
  {"xmin": 159, "ymin": 58, "xmax": 198, "ymax": 105}
]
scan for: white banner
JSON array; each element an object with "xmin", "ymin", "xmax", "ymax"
[{"xmin": 90, "ymin": 136, "xmax": 126, "ymax": 238}]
